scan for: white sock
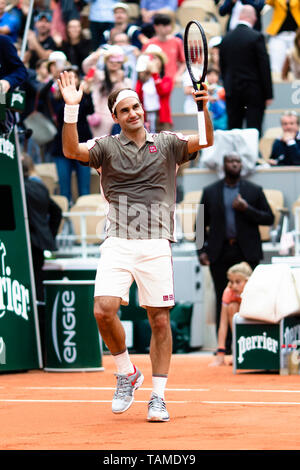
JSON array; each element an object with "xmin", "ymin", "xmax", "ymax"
[
  {"xmin": 152, "ymin": 375, "xmax": 168, "ymax": 400},
  {"xmin": 113, "ymin": 350, "xmax": 135, "ymax": 375}
]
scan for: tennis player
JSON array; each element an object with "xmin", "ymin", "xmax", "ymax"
[{"xmin": 57, "ymin": 70, "xmax": 213, "ymax": 422}]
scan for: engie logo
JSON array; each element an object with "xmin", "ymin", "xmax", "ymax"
[
  {"xmin": 52, "ymin": 290, "xmax": 77, "ymax": 364},
  {"xmin": 0, "ymin": 337, "xmax": 6, "ymax": 364},
  {"xmin": 237, "ymin": 332, "xmax": 279, "ymax": 364},
  {"xmin": 0, "ymin": 241, "xmax": 30, "ymax": 321}
]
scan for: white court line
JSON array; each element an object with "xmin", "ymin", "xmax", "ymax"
[
  {"xmin": 0, "ymin": 399, "xmax": 188, "ymax": 404},
  {"xmin": 20, "ymin": 387, "xmax": 210, "ymax": 392},
  {"xmin": 1, "ymin": 398, "xmax": 300, "ymax": 406},
  {"xmin": 203, "ymin": 401, "xmax": 300, "ymax": 405},
  {"xmin": 229, "ymin": 389, "xmax": 300, "ymax": 393}
]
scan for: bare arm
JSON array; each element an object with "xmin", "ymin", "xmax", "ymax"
[
  {"xmin": 187, "ymin": 84, "xmax": 214, "ymax": 153},
  {"xmin": 57, "ymin": 71, "xmax": 90, "ymax": 162}
]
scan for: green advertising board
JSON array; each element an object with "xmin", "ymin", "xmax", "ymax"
[
  {"xmin": 43, "ymin": 280, "xmax": 103, "ymax": 371},
  {"xmin": 233, "ymin": 313, "xmax": 300, "ymax": 373},
  {"xmin": 0, "ymin": 126, "xmax": 42, "ymax": 371}
]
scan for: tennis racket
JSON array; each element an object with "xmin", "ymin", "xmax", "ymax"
[{"xmin": 184, "ymin": 20, "xmax": 208, "ymax": 146}]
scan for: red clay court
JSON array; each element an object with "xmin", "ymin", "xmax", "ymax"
[{"xmin": 0, "ymin": 354, "xmax": 300, "ymax": 450}]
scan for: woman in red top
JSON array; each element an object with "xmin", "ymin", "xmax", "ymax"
[
  {"xmin": 210, "ymin": 262, "xmax": 253, "ymax": 367},
  {"xmin": 135, "ymin": 47, "xmax": 173, "ymax": 133}
]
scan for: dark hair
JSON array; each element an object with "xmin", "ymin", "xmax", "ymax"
[
  {"xmin": 22, "ymin": 153, "xmax": 35, "ymax": 178},
  {"xmin": 153, "ymin": 13, "xmax": 171, "ymax": 26},
  {"xmin": 207, "ymin": 67, "xmax": 219, "ymax": 76}
]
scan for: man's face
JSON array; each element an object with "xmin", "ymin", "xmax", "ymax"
[
  {"xmin": 154, "ymin": 23, "xmax": 172, "ymax": 37},
  {"xmin": 224, "ymin": 155, "xmax": 242, "ymax": 178},
  {"xmin": 114, "ymin": 8, "xmax": 128, "ymax": 24},
  {"xmin": 281, "ymin": 115, "xmax": 299, "ymax": 134},
  {"xmin": 35, "ymin": 17, "xmax": 51, "ymax": 35},
  {"xmin": 113, "ymin": 97, "xmax": 145, "ymax": 132},
  {"xmin": 0, "ymin": 0, "xmax": 6, "ymax": 14}
]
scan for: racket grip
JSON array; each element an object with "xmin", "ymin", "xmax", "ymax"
[{"xmin": 197, "ymin": 111, "xmax": 207, "ymax": 146}]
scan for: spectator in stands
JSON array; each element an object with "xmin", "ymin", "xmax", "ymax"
[
  {"xmin": 267, "ymin": 110, "xmax": 300, "ymax": 166},
  {"xmin": 35, "ymin": 58, "xmax": 51, "ymax": 83},
  {"xmin": 111, "ymin": 31, "xmax": 140, "ymax": 88},
  {"xmin": 50, "ymin": 0, "xmax": 82, "ymax": 44},
  {"xmin": 84, "ymin": 0, "xmax": 118, "ymax": 50},
  {"xmin": 140, "ymin": 0, "xmax": 177, "ymax": 26},
  {"xmin": 266, "ymin": 0, "xmax": 300, "ymax": 75},
  {"xmin": 182, "ymin": 67, "xmax": 228, "ymax": 129},
  {"xmin": 135, "ymin": 51, "xmax": 173, "ymax": 132},
  {"xmin": 50, "ymin": 68, "xmax": 93, "ymax": 204},
  {"xmin": 208, "ymin": 36, "xmax": 222, "ymax": 74},
  {"xmin": 142, "ymin": 14, "xmax": 186, "ymax": 84},
  {"xmin": 0, "ymin": 33, "xmax": 27, "ymax": 93},
  {"xmin": 60, "ymin": 18, "xmax": 93, "ymax": 76},
  {"xmin": 218, "ymin": 0, "xmax": 265, "ymax": 31},
  {"xmin": 219, "ymin": 5, "xmax": 273, "ymax": 136},
  {"xmin": 26, "ymin": 11, "xmax": 57, "ymax": 71},
  {"xmin": 197, "ymin": 152, "xmax": 274, "ymax": 351},
  {"xmin": 82, "ymin": 45, "xmax": 132, "ymax": 138},
  {"xmin": 0, "ymin": 0, "xmax": 21, "ymax": 43},
  {"xmin": 206, "ymin": 68, "xmax": 228, "ymax": 130},
  {"xmin": 102, "ymin": 2, "xmax": 148, "ymax": 50},
  {"xmin": 209, "ymin": 261, "xmax": 253, "ymax": 366},
  {"xmin": 282, "ymin": 27, "xmax": 300, "ymax": 80}
]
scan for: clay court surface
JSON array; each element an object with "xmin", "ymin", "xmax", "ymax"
[{"xmin": 0, "ymin": 354, "xmax": 300, "ymax": 451}]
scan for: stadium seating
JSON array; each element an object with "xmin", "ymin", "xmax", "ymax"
[
  {"xmin": 259, "ymin": 189, "xmax": 287, "ymax": 242},
  {"xmin": 51, "ymin": 195, "xmax": 69, "ymax": 233},
  {"xmin": 176, "ymin": 190, "xmax": 202, "ymax": 241}
]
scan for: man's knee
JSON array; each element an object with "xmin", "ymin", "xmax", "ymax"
[
  {"xmin": 94, "ymin": 296, "xmax": 120, "ymax": 327},
  {"xmin": 147, "ymin": 308, "xmax": 171, "ymax": 332}
]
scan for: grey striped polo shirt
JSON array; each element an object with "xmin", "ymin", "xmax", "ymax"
[{"xmin": 87, "ymin": 130, "xmax": 197, "ymax": 241}]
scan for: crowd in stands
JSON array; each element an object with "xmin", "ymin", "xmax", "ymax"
[{"xmin": 1, "ymin": 0, "xmax": 300, "ymax": 205}]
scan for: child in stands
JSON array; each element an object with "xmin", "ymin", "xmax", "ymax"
[{"xmin": 210, "ymin": 261, "xmax": 253, "ymax": 366}]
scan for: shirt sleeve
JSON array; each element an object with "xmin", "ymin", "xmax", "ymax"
[
  {"xmin": 161, "ymin": 131, "xmax": 198, "ymax": 165},
  {"xmin": 87, "ymin": 137, "xmax": 107, "ymax": 169}
]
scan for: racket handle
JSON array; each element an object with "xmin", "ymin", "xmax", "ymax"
[{"xmin": 197, "ymin": 111, "xmax": 207, "ymax": 146}]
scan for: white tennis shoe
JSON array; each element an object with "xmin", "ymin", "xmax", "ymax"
[
  {"xmin": 112, "ymin": 365, "xmax": 144, "ymax": 414},
  {"xmin": 147, "ymin": 393, "xmax": 170, "ymax": 422}
]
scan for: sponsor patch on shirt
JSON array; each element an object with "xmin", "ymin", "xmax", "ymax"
[
  {"xmin": 163, "ymin": 294, "xmax": 174, "ymax": 301},
  {"xmin": 149, "ymin": 145, "xmax": 158, "ymax": 153}
]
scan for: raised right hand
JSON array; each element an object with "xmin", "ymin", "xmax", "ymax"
[{"xmin": 57, "ymin": 71, "xmax": 84, "ymax": 105}]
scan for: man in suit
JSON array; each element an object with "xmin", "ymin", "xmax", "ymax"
[
  {"xmin": 268, "ymin": 111, "xmax": 300, "ymax": 166},
  {"xmin": 218, "ymin": 0, "xmax": 265, "ymax": 32},
  {"xmin": 197, "ymin": 153, "xmax": 274, "ymax": 348},
  {"xmin": 219, "ymin": 5, "xmax": 273, "ymax": 136}
]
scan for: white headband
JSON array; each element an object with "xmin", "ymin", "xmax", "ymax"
[{"xmin": 112, "ymin": 89, "xmax": 139, "ymax": 114}]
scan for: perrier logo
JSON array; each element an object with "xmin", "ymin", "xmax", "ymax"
[
  {"xmin": 0, "ymin": 136, "xmax": 15, "ymax": 159},
  {"xmin": 237, "ymin": 332, "xmax": 279, "ymax": 364},
  {"xmin": 0, "ymin": 240, "xmax": 30, "ymax": 320}
]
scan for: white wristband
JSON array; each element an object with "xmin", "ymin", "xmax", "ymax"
[{"xmin": 64, "ymin": 104, "xmax": 79, "ymax": 123}]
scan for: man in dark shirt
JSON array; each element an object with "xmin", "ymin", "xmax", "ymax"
[
  {"xmin": 0, "ymin": 34, "xmax": 27, "ymax": 93},
  {"xmin": 26, "ymin": 12, "xmax": 57, "ymax": 70},
  {"xmin": 268, "ymin": 111, "xmax": 300, "ymax": 166},
  {"xmin": 197, "ymin": 153, "xmax": 274, "ymax": 350}
]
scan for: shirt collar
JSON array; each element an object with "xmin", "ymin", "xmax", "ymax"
[
  {"xmin": 238, "ymin": 21, "xmax": 253, "ymax": 28},
  {"xmin": 119, "ymin": 129, "xmax": 154, "ymax": 145}
]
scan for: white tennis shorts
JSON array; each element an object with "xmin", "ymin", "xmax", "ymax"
[{"xmin": 94, "ymin": 237, "xmax": 175, "ymax": 308}]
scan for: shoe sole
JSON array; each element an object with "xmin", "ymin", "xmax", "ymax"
[
  {"xmin": 147, "ymin": 415, "xmax": 170, "ymax": 422},
  {"xmin": 112, "ymin": 373, "xmax": 144, "ymax": 414}
]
